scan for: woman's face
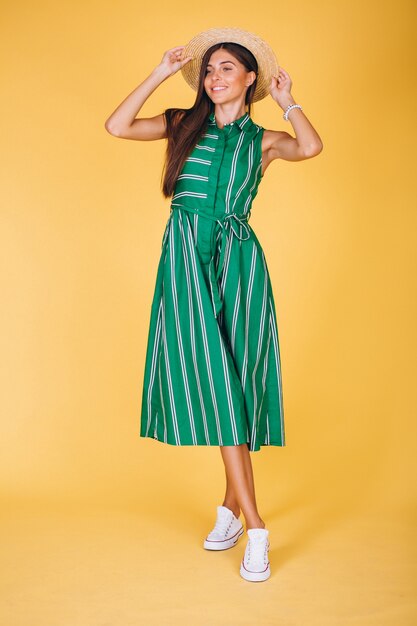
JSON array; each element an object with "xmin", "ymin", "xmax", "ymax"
[{"xmin": 204, "ymin": 48, "xmax": 255, "ymax": 103}]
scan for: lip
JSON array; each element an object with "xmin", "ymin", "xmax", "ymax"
[{"xmin": 211, "ymin": 86, "xmax": 227, "ymax": 91}]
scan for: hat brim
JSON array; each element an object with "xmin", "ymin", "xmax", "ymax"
[{"xmin": 181, "ymin": 27, "xmax": 279, "ymax": 103}]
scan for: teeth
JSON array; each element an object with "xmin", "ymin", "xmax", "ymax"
[{"xmin": 212, "ymin": 87, "xmax": 226, "ymax": 91}]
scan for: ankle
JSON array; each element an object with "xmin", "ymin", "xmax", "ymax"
[
  {"xmin": 223, "ymin": 502, "xmax": 240, "ymax": 518},
  {"xmin": 246, "ymin": 518, "xmax": 266, "ymax": 530}
]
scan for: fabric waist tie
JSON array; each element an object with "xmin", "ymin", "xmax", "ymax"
[{"xmin": 169, "ymin": 202, "xmax": 252, "ymax": 318}]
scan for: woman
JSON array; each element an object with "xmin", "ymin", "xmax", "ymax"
[{"xmin": 105, "ymin": 27, "xmax": 323, "ymax": 583}]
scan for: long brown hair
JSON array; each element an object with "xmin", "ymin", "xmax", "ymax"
[{"xmin": 161, "ymin": 42, "xmax": 258, "ymax": 198}]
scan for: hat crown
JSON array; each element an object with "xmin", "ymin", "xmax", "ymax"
[{"xmin": 181, "ymin": 27, "xmax": 279, "ymax": 103}]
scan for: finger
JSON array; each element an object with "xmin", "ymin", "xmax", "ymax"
[{"xmin": 170, "ymin": 50, "xmax": 186, "ymax": 60}]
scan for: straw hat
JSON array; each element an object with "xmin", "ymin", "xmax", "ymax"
[{"xmin": 180, "ymin": 27, "xmax": 279, "ymax": 102}]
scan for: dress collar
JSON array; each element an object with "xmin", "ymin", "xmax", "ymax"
[{"xmin": 208, "ymin": 111, "xmax": 255, "ymax": 133}]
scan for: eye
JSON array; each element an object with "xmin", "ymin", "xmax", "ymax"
[{"xmin": 205, "ymin": 65, "xmax": 233, "ymax": 74}]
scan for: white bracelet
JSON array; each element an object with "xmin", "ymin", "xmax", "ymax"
[{"xmin": 283, "ymin": 103, "xmax": 302, "ymax": 121}]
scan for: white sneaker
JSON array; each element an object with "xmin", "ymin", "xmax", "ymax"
[
  {"xmin": 240, "ymin": 528, "xmax": 271, "ymax": 582},
  {"xmin": 203, "ymin": 505, "xmax": 244, "ymax": 551}
]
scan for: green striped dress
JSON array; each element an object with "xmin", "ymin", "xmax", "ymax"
[{"xmin": 139, "ymin": 110, "xmax": 285, "ymax": 451}]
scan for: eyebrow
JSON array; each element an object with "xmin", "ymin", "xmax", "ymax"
[{"xmin": 206, "ymin": 60, "xmax": 237, "ymax": 68}]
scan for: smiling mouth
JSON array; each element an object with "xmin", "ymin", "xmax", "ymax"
[{"xmin": 211, "ymin": 86, "xmax": 227, "ymax": 91}]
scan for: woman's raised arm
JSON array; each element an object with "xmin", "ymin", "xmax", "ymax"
[{"xmin": 104, "ymin": 46, "xmax": 192, "ymax": 141}]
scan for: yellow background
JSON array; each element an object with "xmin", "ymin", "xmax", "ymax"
[{"xmin": 1, "ymin": 0, "xmax": 416, "ymax": 624}]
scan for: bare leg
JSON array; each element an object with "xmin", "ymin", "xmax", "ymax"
[
  {"xmin": 222, "ymin": 445, "xmax": 256, "ymax": 517},
  {"xmin": 222, "ymin": 465, "xmax": 241, "ymax": 519},
  {"xmin": 220, "ymin": 443, "xmax": 265, "ymax": 529}
]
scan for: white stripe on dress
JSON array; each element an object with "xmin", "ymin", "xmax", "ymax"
[
  {"xmin": 186, "ymin": 224, "xmax": 224, "ymax": 444},
  {"xmin": 259, "ymin": 325, "xmax": 272, "ymax": 444},
  {"xmin": 217, "ymin": 324, "xmax": 240, "ymax": 444},
  {"xmin": 269, "ymin": 298, "xmax": 285, "ymax": 444},
  {"xmin": 158, "ymin": 357, "xmax": 168, "ymax": 443},
  {"xmin": 172, "ymin": 191, "xmax": 208, "ymax": 201},
  {"xmin": 177, "ymin": 211, "xmax": 211, "ymax": 443},
  {"xmin": 231, "ymin": 276, "xmax": 241, "ymax": 355},
  {"xmin": 250, "ymin": 254, "xmax": 268, "ymax": 449},
  {"xmin": 195, "ymin": 144, "xmax": 215, "ymax": 152},
  {"xmin": 243, "ymin": 160, "xmax": 263, "ymax": 213},
  {"xmin": 161, "ymin": 278, "xmax": 181, "ymax": 444},
  {"xmin": 225, "ymin": 132, "xmax": 245, "ymax": 213},
  {"xmin": 232, "ymin": 141, "xmax": 254, "ymax": 211},
  {"xmin": 169, "ymin": 215, "xmax": 198, "ymax": 444},
  {"xmin": 186, "ymin": 157, "xmax": 211, "ymax": 165},
  {"xmin": 241, "ymin": 243, "xmax": 258, "ymax": 391},
  {"xmin": 145, "ymin": 299, "xmax": 163, "ymax": 436},
  {"xmin": 176, "ymin": 174, "xmax": 209, "ymax": 182}
]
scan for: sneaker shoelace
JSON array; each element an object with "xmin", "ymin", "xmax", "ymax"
[
  {"xmin": 246, "ymin": 536, "xmax": 269, "ymax": 567},
  {"xmin": 213, "ymin": 513, "xmax": 234, "ymax": 536}
]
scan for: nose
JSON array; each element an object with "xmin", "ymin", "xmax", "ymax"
[{"xmin": 211, "ymin": 67, "xmax": 222, "ymax": 81}]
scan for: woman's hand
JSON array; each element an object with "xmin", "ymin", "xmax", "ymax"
[
  {"xmin": 269, "ymin": 67, "xmax": 295, "ymax": 108},
  {"xmin": 157, "ymin": 46, "xmax": 193, "ymax": 77}
]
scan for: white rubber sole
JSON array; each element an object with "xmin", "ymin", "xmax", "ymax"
[
  {"xmin": 203, "ymin": 526, "xmax": 244, "ymax": 550},
  {"xmin": 240, "ymin": 560, "xmax": 271, "ymax": 582}
]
